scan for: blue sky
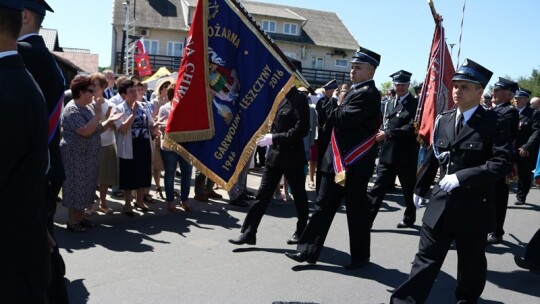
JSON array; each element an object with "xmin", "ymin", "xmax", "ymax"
[{"xmin": 43, "ymin": 0, "xmax": 539, "ymax": 89}]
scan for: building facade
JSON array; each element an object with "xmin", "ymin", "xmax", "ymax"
[{"xmin": 111, "ymin": 0, "xmax": 359, "ymax": 87}]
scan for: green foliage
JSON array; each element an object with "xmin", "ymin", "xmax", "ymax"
[
  {"xmin": 516, "ymin": 68, "xmax": 540, "ymax": 97},
  {"xmin": 379, "ymin": 81, "xmax": 392, "ymax": 94}
]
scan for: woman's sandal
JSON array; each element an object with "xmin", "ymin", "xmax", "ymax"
[
  {"xmin": 67, "ymin": 223, "xmax": 86, "ymax": 232},
  {"xmin": 143, "ymin": 194, "xmax": 158, "ymax": 204},
  {"xmin": 179, "ymin": 202, "xmax": 193, "ymax": 212},
  {"xmin": 167, "ymin": 203, "xmax": 179, "ymax": 213},
  {"xmin": 123, "ymin": 207, "xmax": 135, "ymax": 217},
  {"xmin": 155, "ymin": 187, "xmax": 165, "ymax": 200},
  {"xmin": 134, "ymin": 203, "xmax": 153, "ymax": 212},
  {"xmin": 80, "ymin": 219, "xmax": 95, "ymax": 228},
  {"xmin": 98, "ymin": 206, "xmax": 113, "ymax": 215}
]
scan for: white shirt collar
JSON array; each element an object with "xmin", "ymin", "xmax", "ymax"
[
  {"xmin": 18, "ymin": 33, "xmax": 39, "ymax": 41},
  {"xmin": 517, "ymin": 106, "xmax": 526, "ymax": 113},
  {"xmin": 0, "ymin": 50, "xmax": 18, "ymax": 59},
  {"xmin": 456, "ymin": 105, "xmax": 478, "ymax": 125}
]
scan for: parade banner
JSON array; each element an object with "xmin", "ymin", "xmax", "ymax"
[
  {"xmin": 164, "ymin": 0, "xmax": 303, "ymax": 190},
  {"xmin": 415, "ymin": 20, "xmax": 455, "ymax": 146},
  {"xmin": 135, "ymin": 38, "xmax": 152, "ymax": 77}
]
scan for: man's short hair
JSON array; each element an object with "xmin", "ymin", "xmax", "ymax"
[{"xmin": 0, "ymin": 6, "xmax": 22, "ymax": 39}]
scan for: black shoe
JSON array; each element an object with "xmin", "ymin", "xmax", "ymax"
[
  {"xmin": 284, "ymin": 251, "xmax": 316, "ymax": 264},
  {"xmin": 245, "ymin": 190, "xmax": 255, "ymax": 196},
  {"xmin": 487, "ymin": 233, "xmax": 502, "ymax": 245},
  {"xmin": 515, "ymin": 200, "xmax": 525, "ymax": 206},
  {"xmin": 343, "ymin": 258, "xmax": 370, "ymax": 270},
  {"xmin": 397, "ymin": 221, "xmax": 414, "ymax": 229},
  {"xmin": 228, "ymin": 233, "xmax": 256, "ymax": 245},
  {"xmin": 286, "ymin": 233, "xmax": 300, "ymax": 245},
  {"xmin": 229, "ymin": 198, "xmax": 249, "ymax": 207},
  {"xmin": 239, "ymin": 193, "xmax": 256, "ymax": 201},
  {"xmin": 514, "ymin": 255, "xmax": 540, "ymax": 272}
]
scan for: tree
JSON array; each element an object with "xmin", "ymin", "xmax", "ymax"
[
  {"xmin": 379, "ymin": 81, "xmax": 392, "ymax": 94},
  {"xmin": 516, "ymin": 68, "xmax": 540, "ymax": 97}
]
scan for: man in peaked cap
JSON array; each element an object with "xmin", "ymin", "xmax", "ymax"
[
  {"xmin": 368, "ymin": 69, "xmax": 419, "ymax": 229},
  {"xmin": 285, "ymin": 46, "xmax": 382, "ymax": 269},
  {"xmin": 391, "ymin": 59, "xmax": 513, "ymax": 303},
  {"xmin": 481, "ymin": 92, "xmax": 492, "ymax": 109},
  {"xmin": 486, "ymin": 76, "xmax": 520, "ymax": 245},
  {"xmin": 314, "ymin": 79, "xmax": 339, "ymax": 193},
  {"xmin": 513, "ymin": 87, "xmax": 540, "ymax": 206},
  {"xmin": 413, "ymin": 82, "xmax": 423, "ymax": 98},
  {"xmin": 18, "ymin": 0, "xmax": 70, "ymax": 303},
  {"xmin": 0, "ymin": 1, "xmax": 51, "ymax": 302}
]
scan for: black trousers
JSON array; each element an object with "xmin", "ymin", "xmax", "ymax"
[
  {"xmin": 368, "ymin": 162, "xmax": 417, "ymax": 225},
  {"xmin": 516, "ymin": 156, "xmax": 534, "ymax": 203},
  {"xmin": 493, "ymin": 178, "xmax": 510, "ymax": 237},
  {"xmin": 45, "ymin": 172, "xmax": 69, "ymax": 304},
  {"xmin": 525, "ymin": 227, "xmax": 540, "ymax": 265},
  {"xmin": 241, "ymin": 165, "xmax": 308, "ymax": 236},
  {"xmin": 297, "ymin": 172, "xmax": 371, "ymax": 263},
  {"xmin": 391, "ymin": 223, "xmax": 487, "ymax": 304}
]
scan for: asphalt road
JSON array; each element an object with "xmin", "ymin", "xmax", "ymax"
[{"xmin": 54, "ymin": 169, "xmax": 540, "ymax": 304}]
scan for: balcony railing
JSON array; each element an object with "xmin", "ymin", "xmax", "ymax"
[{"xmin": 115, "ymin": 52, "xmax": 350, "ymax": 87}]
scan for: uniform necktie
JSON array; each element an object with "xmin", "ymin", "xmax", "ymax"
[
  {"xmin": 455, "ymin": 113, "xmax": 463, "ymax": 137},
  {"xmin": 394, "ymin": 97, "xmax": 399, "ymax": 108}
]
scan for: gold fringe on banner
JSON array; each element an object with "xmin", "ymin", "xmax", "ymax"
[{"xmin": 163, "ymin": 76, "xmax": 297, "ymax": 191}]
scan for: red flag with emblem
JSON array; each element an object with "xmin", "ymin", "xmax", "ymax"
[
  {"xmin": 135, "ymin": 38, "xmax": 152, "ymax": 77},
  {"xmin": 416, "ymin": 20, "xmax": 455, "ymax": 146}
]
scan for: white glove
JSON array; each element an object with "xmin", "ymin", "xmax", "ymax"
[
  {"xmin": 413, "ymin": 193, "xmax": 428, "ymax": 209},
  {"xmin": 439, "ymin": 174, "xmax": 460, "ymax": 192},
  {"xmin": 256, "ymin": 133, "xmax": 273, "ymax": 147}
]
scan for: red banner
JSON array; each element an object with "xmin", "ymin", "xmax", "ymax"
[
  {"xmin": 165, "ymin": 0, "xmax": 213, "ymax": 141},
  {"xmin": 416, "ymin": 21, "xmax": 455, "ymax": 146},
  {"xmin": 135, "ymin": 38, "xmax": 152, "ymax": 77}
]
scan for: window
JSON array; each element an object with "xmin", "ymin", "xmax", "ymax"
[
  {"xmin": 143, "ymin": 39, "xmax": 159, "ymax": 55},
  {"xmin": 312, "ymin": 56, "xmax": 324, "ymax": 70},
  {"xmin": 283, "ymin": 52, "xmax": 296, "ymax": 59},
  {"xmin": 167, "ymin": 41, "xmax": 184, "ymax": 57},
  {"xmin": 262, "ymin": 20, "xmax": 276, "ymax": 33},
  {"xmin": 283, "ymin": 23, "xmax": 297, "ymax": 35},
  {"xmin": 335, "ymin": 59, "xmax": 348, "ymax": 68}
]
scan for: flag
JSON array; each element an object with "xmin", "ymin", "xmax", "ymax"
[
  {"xmin": 164, "ymin": 0, "xmax": 305, "ymax": 190},
  {"xmin": 135, "ymin": 38, "xmax": 152, "ymax": 77},
  {"xmin": 415, "ymin": 20, "xmax": 455, "ymax": 146}
]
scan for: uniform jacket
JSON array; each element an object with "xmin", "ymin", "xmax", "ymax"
[
  {"xmin": 18, "ymin": 35, "xmax": 66, "ymax": 186},
  {"xmin": 379, "ymin": 93, "xmax": 419, "ymax": 165},
  {"xmin": 415, "ymin": 107, "xmax": 513, "ymax": 233},
  {"xmin": 320, "ymin": 79, "xmax": 381, "ymax": 177},
  {"xmin": 315, "ymin": 95, "xmax": 337, "ymax": 149},
  {"xmin": 266, "ymin": 87, "xmax": 310, "ymax": 168},
  {"xmin": 0, "ymin": 55, "xmax": 51, "ymax": 298},
  {"xmin": 491, "ymin": 101, "xmax": 519, "ymax": 142},
  {"xmin": 515, "ymin": 106, "xmax": 540, "ymax": 163}
]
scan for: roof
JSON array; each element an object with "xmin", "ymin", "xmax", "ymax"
[
  {"xmin": 113, "ymin": 0, "xmax": 188, "ymax": 31},
  {"xmin": 39, "ymin": 28, "xmax": 61, "ymax": 51},
  {"xmin": 112, "ymin": 0, "xmax": 358, "ymax": 50}
]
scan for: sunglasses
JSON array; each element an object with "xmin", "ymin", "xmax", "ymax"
[{"xmin": 86, "ymin": 88, "xmax": 95, "ymax": 94}]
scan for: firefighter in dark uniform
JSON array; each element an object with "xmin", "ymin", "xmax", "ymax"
[
  {"xmin": 486, "ymin": 77, "xmax": 519, "ymax": 245},
  {"xmin": 391, "ymin": 58, "xmax": 513, "ymax": 303},
  {"xmin": 0, "ymin": 1, "xmax": 51, "ymax": 302},
  {"xmin": 229, "ymin": 86, "xmax": 310, "ymax": 246},
  {"xmin": 513, "ymin": 88, "xmax": 540, "ymax": 205},
  {"xmin": 368, "ymin": 70, "xmax": 419, "ymax": 228},
  {"xmin": 18, "ymin": 1, "xmax": 69, "ymax": 302},
  {"xmin": 284, "ymin": 47, "xmax": 382, "ymax": 270}
]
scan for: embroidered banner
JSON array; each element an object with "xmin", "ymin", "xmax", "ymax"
[
  {"xmin": 415, "ymin": 20, "xmax": 455, "ymax": 146},
  {"xmin": 164, "ymin": 0, "xmax": 305, "ymax": 190}
]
